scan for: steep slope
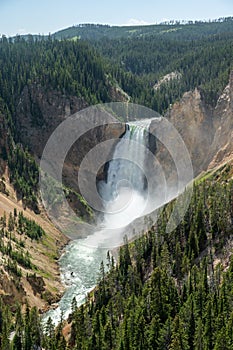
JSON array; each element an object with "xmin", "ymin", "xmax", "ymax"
[
  {"xmin": 207, "ymin": 71, "xmax": 233, "ymax": 169},
  {"xmin": 0, "ymin": 169, "xmax": 68, "ymax": 312},
  {"xmin": 149, "ymin": 71, "xmax": 233, "ymax": 178},
  {"xmin": 165, "ymin": 88, "xmax": 214, "ymax": 176},
  {"xmin": 61, "ymin": 159, "xmax": 233, "ymax": 350}
]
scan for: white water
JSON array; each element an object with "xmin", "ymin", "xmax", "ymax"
[
  {"xmin": 102, "ymin": 123, "xmax": 148, "ymax": 199},
  {"xmin": 43, "ymin": 119, "xmax": 153, "ymax": 326}
]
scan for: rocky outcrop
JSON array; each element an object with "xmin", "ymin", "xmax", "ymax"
[
  {"xmin": 0, "ymin": 273, "xmax": 26, "ymax": 306},
  {"xmin": 153, "ymin": 71, "xmax": 182, "ymax": 91}
]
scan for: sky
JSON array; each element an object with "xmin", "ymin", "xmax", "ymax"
[{"xmin": 0, "ymin": 0, "xmax": 233, "ymax": 37}]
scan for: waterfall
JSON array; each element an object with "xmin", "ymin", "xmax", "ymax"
[
  {"xmin": 84, "ymin": 119, "xmax": 153, "ymax": 248},
  {"xmin": 102, "ymin": 121, "xmax": 150, "ymax": 201},
  {"xmin": 43, "ymin": 119, "xmax": 155, "ymax": 325}
]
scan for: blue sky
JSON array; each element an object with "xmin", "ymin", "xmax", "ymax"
[{"xmin": 0, "ymin": 0, "xmax": 233, "ymax": 36}]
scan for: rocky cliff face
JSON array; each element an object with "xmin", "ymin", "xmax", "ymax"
[
  {"xmin": 16, "ymin": 83, "xmax": 127, "ymax": 160},
  {"xmin": 150, "ymin": 72, "xmax": 233, "ymax": 179},
  {"xmin": 16, "ymin": 83, "xmax": 88, "ymax": 157},
  {"xmin": 15, "ymin": 83, "xmax": 125, "ymax": 219},
  {"xmin": 207, "ymin": 71, "xmax": 233, "ymax": 169}
]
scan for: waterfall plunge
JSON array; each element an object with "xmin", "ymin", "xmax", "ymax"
[{"xmin": 84, "ymin": 119, "xmax": 153, "ymax": 248}]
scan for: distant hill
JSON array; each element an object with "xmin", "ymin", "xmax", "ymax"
[{"xmin": 52, "ymin": 17, "xmax": 233, "ymax": 41}]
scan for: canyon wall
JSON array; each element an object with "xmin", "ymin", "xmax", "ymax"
[
  {"xmin": 150, "ymin": 72, "xmax": 233, "ymax": 179},
  {"xmin": 12, "ymin": 73, "xmax": 233, "ymax": 218}
]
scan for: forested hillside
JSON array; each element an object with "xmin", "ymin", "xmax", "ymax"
[
  {"xmin": 0, "ymin": 36, "xmax": 114, "ymax": 113},
  {"xmin": 53, "ymin": 17, "xmax": 233, "ymax": 41},
  {"xmin": 0, "ymin": 36, "xmax": 120, "ymax": 211},
  {"xmin": 92, "ymin": 32, "xmax": 233, "ymax": 110},
  {"xmin": 52, "ymin": 17, "xmax": 233, "ymax": 110},
  {"xmin": 8, "ymin": 17, "xmax": 233, "ymax": 115},
  {"xmin": 0, "ymin": 161, "xmax": 232, "ymax": 349},
  {"xmin": 65, "ymin": 162, "xmax": 233, "ymax": 350}
]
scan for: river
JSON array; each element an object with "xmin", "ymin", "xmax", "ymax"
[{"xmin": 43, "ymin": 239, "xmax": 108, "ymax": 325}]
